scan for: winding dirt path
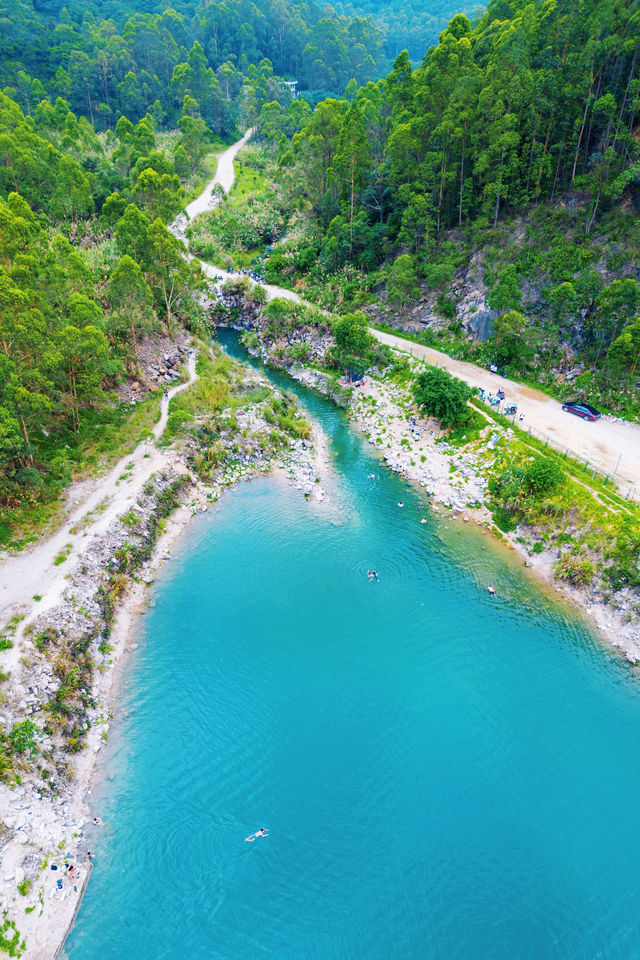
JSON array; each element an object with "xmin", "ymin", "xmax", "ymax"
[
  {"xmin": 184, "ymin": 129, "xmax": 253, "ymax": 220},
  {"xmin": 0, "ymin": 353, "xmax": 198, "ymax": 632},
  {"xmin": 176, "ymin": 131, "xmax": 303, "ymax": 300}
]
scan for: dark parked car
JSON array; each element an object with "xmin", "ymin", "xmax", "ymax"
[{"xmin": 562, "ymin": 400, "xmax": 601, "ymax": 421}]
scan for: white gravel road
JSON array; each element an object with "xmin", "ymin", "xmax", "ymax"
[{"xmin": 371, "ymin": 329, "xmax": 640, "ymax": 494}]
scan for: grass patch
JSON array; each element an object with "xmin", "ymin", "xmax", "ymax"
[{"xmin": 53, "ymin": 545, "xmax": 72, "ymax": 566}]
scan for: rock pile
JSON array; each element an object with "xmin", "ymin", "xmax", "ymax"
[{"xmin": 146, "ymin": 348, "xmax": 185, "ymax": 385}]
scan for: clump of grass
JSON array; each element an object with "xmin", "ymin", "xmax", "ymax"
[{"xmin": 53, "ymin": 544, "xmax": 72, "ymax": 566}]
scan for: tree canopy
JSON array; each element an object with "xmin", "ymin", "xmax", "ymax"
[{"xmin": 412, "ymin": 366, "xmax": 474, "ymax": 427}]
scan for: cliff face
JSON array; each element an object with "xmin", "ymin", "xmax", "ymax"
[
  {"xmin": 367, "ymin": 248, "xmax": 497, "ymax": 341},
  {"xmin": 364, "ymin": 203, "xmax": 640, "ymax": 391}
]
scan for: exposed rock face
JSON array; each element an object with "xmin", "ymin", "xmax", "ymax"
[
  {"xmin": 466, "ymin": 308, "xmax": 496, "ymax": 342},
  {"xmin": 364, "ymin": 250, "xmax": 495, "ymax": 341}
]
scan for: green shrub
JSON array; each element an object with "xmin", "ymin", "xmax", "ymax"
[
  {"xmin": 412, "ymin": 366, "xmax": 474, "ymax": 428},
  {"xmin": 492, "ymin": 506, "xmax": 518, "ymax": 532},
  {"xmin": 9, "ymin": 720, "xmax": 39, "ymax": 757},
  {"xmin": 525, "ymin": 457, "xmax": 564, "ymax": 494},
  {"xmin": 555, "ymin": 554, "xmax": 595, "ymax": 584}
]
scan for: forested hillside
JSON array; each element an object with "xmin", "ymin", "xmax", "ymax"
[
  {"xmin": 2, "ymin": 0, "xmax": 640, "ymax": 544},
  {"xmin": 342, "ymin": 0, "xmax": 479, "ymax": 61},
  {"xmin": 234, "ymin": 0, "xmax": 640, "ymax": 411},
  {"xmin": 0, "ymin": 77, "xmax": 220, "ymax": 543},
  {"xmin": 0, "ymin": 0, "xmax": 385, "ymax": 543},
  {"xmin": 0, "ymin": 0, "xmax": 387, "ymax": 129}
]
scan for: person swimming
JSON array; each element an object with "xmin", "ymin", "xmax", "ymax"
[{"xmin": 245, "ymin": 828, "xmax": 269, "ymax": 842}]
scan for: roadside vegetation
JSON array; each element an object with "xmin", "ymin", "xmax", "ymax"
[
  {"xmin": 186, "ymin": 147, "xmax": 285, "ymax": 271},
  {"xmin": 409, "ymin": 362, "xmax": 640, "ymax": 602}
]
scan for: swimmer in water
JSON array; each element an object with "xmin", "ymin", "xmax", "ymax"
[{"xmin": 245, "ymin": 828, "xmax": 269, "ymax": 842}]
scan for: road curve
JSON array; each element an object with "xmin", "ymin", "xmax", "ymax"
[
  {"xmin": 184, "ymin": 129, "xmax": 253, "ymax": 220},
  {"xmin": 186, "ymin": 134, "xmax": 640, "ymax": 496},
  {"xmin": 177, "ymin": 130, "xmax": 304, "ymax": 303},
  {"xmin": 153, "ymin": 350, "xmax": 198, "ymax": 438}
]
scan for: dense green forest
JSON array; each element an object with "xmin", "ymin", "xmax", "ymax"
[
  {"xmin": 258, "ymin": 0, "xmax": 640, "ymax": 255},
  {"xmin": 0, "ymin": 0, "xmax": 388, "ymax": 131},
  {"xmin": 0, "ymin": 80, "xmax": 211, "ymax": 542},
  {"xmin": 221, "ymin": 0, "xmax": 640, "ymax": 408},
  {"xmin": 342, "ymin": 0, "xmax": 479, "ymax": 61},
  {"xmin": 2, "ymin": 0, "xmax": 640, "ymax": 545}
]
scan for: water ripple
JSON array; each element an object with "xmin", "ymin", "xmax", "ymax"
[{"xmin": 67, "ymin": 335, "xmax": 640, "ymax": 960}]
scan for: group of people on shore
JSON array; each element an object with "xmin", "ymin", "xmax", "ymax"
[
  {"xmin": 52, "ymin": 851, "xmax": 93, "ymax": 896},
  {"xmin": 51, "ymin": 818, "xmax": 102, "ymax": 897}
]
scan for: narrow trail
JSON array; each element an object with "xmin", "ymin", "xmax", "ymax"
[
  {"xmin": 153, "ymin": 351, "xmax": 198, "ymax": 438},
  {"xmin": 173, "ymin": 129, "xmax": 303, "ymax": 303},
  {"xmin": 184, "ymin": 129, "xmax": 253, "ymax": 219},
  {"xmin": 0, "ymin": 353, "xmax": 198, "ymax": 633},
  {"xmin": 179, "ymin": 132, "xmax": 640, "ymax": 497}
]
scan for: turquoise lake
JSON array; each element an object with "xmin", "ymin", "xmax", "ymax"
[{"xmin": 67, "ymin": 334, "xmax": 640, "ymax": 960}]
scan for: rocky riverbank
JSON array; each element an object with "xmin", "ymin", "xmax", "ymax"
[
  {"xmin": 0, "ymin": 344, "xmax": 328, "ymax": 960},
  {"xmin": 218, "ymin": 305, "xmax": 640, "ymax": 666}
]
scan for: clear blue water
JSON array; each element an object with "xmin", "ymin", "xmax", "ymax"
[{"xmin": 67, "ymin": 334, "xmax": 640, "ymax": 960}]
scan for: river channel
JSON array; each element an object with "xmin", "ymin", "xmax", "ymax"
[{"xmin": 66, "ymin": 333, "xmax": 640, "ymax": 960}]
